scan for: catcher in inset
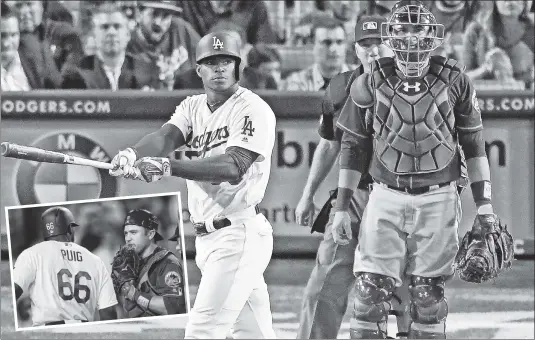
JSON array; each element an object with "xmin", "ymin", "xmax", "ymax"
[{"xmin": 112, "ymin": 209, "xmax": 187, "ymax": 318}]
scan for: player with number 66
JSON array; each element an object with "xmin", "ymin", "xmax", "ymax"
[{"xmin": 12, "ymin": 207, "xmax": 118, "ymax": 326}]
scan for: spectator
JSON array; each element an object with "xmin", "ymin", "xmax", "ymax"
[
  {"xmin": 178, "ymin": 0, "xmax": 277, "ymax": 44},
  {"xmin": 472, "ymin": 47, "xmax": 526, "ymax": 90},
  {"xmin": 365, "ymin": 0, "xmax": 398, "ymax": 15},
  {"xmin": 462, "ymin": 0, "xmax": 534, "ymax": 86},
  {"xmin": 127, "ymin": 0, "xmax": 201, "ymax": 90},
  {"xmin": 118, "ymin": 1, "xmax": 139, "ymax": 31},
  {"xmin": 293, "ymin": 1, "xmax": 360, "ymax": 46},
  {"xmin": 61, "ymin": 3, "xmax": 160, "ymax": 90},
  {"xmin": 80, "ymin": 1, "xmax": 136, "ymax": 32},
  {"xmin": 283, "ymin": 17, "xmax": 355, "ymax": 91},
  {"xmin": 43, "ymin": 0, "xmax": 74, "ymax": 26},
  {"xmin": 423, "ymin": 1, "xmax": 480, "ymax": 60},
  {"xmin": 174, "ymin": 29, "xmax": 277, "ymax": 90},
  {"xmin": 1, "ymin": 3, "xmax": 58, "ymax": 90},
  {"xmin": 6, "ymin": 0, "xmax": 83, "ymax": 74},
  {"xmin": 247, "ymin": 44, "xmax": 282, "ymax": 89}
]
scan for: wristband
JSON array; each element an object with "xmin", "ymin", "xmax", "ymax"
[
  {"xmin": 124, "ymin": 285, "xmax": 150, "ymax": 310},
  {"xmin": 470, "ymin": 180, "xmax": 492, "ymax": 207},
  {"xmin": 136, "ymin": 295, "xmax": 150, "ymax": 310},
  {"xmin": 128, "ymin": 147, "xmax": 139, "ymax": 159}
]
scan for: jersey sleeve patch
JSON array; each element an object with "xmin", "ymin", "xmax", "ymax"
[{"xmin": 164, "ymin": 271, "xmax": 183, "ymax": 293}]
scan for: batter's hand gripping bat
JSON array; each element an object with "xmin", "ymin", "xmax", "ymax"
[{"xmin": 1, "ymin": 142, "xmax": 114, "ymax": 170}]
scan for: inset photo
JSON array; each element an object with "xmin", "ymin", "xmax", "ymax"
[{"xmin": 5, "ymin": 192, "xmax": 190, "ymax": 331}]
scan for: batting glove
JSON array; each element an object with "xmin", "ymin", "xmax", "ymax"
[
  {"xmin": 132, "ymin": 157, "xmax": 172, "ymax": 183},
  {"xmin": 332, "ymin": 211, "xmax": 352, "ymax": 245},
  {"xmin": 110, "ymin": 148, "xmax": 138, "ymax": 177}
]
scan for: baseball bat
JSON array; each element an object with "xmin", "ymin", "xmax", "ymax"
[{"xmin": 1, "ymin": 142, "xmax": 114, "ymax": 170}]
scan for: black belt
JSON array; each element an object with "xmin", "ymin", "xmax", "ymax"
[
  {"xmin": 45, "ymin": 320, "xmax": 88, "ymax": 325},
  {"xmin": 378, "ymin": 181, "xmax": 452, "ymax": 195},
  {"xmin": 193, "ymin": 206, "xmax": 260, "ymax": 236}
]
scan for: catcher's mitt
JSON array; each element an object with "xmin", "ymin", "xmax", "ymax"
[
  {"xmin": 111, "ymin": 245, "xmax": 142, "ymax": 295},
  {"xmin": 454, "ymin": 214, "xmax": 514, "ymax": 283}
]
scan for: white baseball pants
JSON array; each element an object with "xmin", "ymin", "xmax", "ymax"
[{"xmin": 185, "ymin": 213, "xmax": 276, "ymax": 339}]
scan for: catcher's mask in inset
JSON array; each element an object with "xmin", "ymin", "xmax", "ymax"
[
  {"xmin": 124, "ymin": 209, "xmax": 164, "ymax": 241},
  {"xmin": 381, "ymin": 0, "xmax": 444, "ymax": 77}
]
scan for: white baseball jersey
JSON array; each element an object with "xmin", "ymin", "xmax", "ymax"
[
  {"xmin": 165, "ymin": 86, "xmax": 276, "ymax": 223},
  {"xmin": 13, "ymin": 241, "xmax": 117, "ymax": 326}
]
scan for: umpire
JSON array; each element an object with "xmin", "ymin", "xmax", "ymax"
[
  {"xmin": 294, "ymin": 15, "xmax": 410, "ymax": 339},
  {"xmin": 116, "ymin": 209, "xmax": 186, "ymax": 317}
]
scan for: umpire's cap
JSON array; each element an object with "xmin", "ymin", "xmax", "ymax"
[
  {"xmin": 355, "ymin": 14, "xmax": 386, "ymax": 44},
  {"xmin": 41, "ymin": 206, "xmax": 79, "ymax": 240},
  {"xmin": 124, "ymin": 209, "xmax": 163, "ymax": 241},
  {"xmin": 168, "ymin": 225, "xmax": 180, "ymax": 242},
  {"xmin": 196, "ymin": 31, "xmax": 242, "ymax": 80}
]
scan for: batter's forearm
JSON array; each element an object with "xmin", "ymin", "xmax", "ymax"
[
  {"xmin": 302, "ymin": 139, "xmax": 341, "ymax": 200},
  {"xmin": 171, "ymin": 154, "xmax": 241, "ymax": 183},
  {"xmin": 134, "ymin": 131, "xmax": 178, "ymax": 158}
]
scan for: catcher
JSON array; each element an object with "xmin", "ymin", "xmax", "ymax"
[
  {"xmin": 112, "ymin": 209, "xmax": 187, "ymax": 318},
  {"xmin": 332, "ymin": 1, "xmax": 514, "ymax": 338}
]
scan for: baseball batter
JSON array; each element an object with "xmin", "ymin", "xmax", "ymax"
[
  {"xmin": 12, "ymin": 206, "xmax": 118, "ymax": 327},
  {"xmin": 333, "ymin": 1, "xmax": 502, "ymax": 338},
  {"xmin": 294, "ymin": 14, "xmax": 411, "ymax": 340},
  {"xmin": 109, "ymin": 31, "xmax": 276, "ymax": 338},
  {"xmin": 111, "ymin": 209, "xmax": 186, "ymax": 318}
]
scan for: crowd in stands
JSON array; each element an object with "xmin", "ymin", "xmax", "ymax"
[{"xmin": 1, "ymin": 0, "xmax": 534, "ymax": 92}]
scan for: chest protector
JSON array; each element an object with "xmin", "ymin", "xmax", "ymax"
[{"xmin": 368, "ymin": 56, "xmax": 464, "ymax": 175}]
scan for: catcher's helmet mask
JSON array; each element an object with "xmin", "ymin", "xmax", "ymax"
[
  {"xmin": 381, "ymin": 0, "xmax": 445, "ymax": 77},
  {"xmin": 124, "ymin": 209, "xmax": 164, "ymax": 241},
  {"xmin": 195, "ymin": 31, "xmax": 242, "ymax": 81},
  {"xmin": 41, "ymin": 206, "xmax": 80, "ymax": 240}
]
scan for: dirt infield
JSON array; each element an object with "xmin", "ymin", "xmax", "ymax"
[{"xmin": 1, "ymin": 259, "xmax": 533, "ymax": 339}]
